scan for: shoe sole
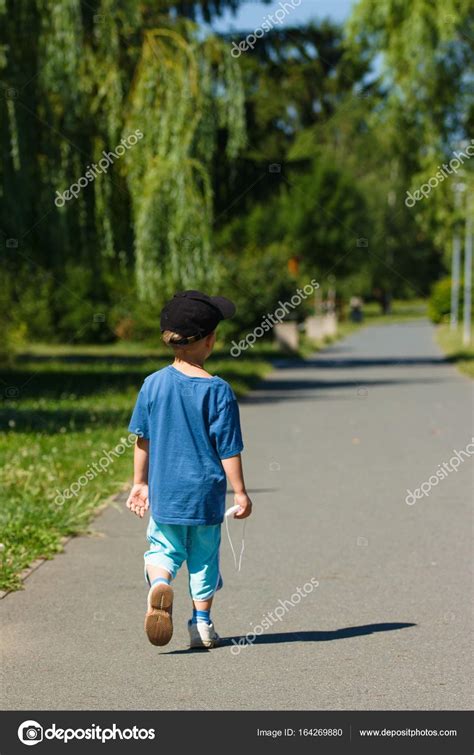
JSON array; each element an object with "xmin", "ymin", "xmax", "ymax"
[
  {"xmin": 189, "ymin": 631, "xmax": 221, "ymax": 649},
  {"xmin": 145, "ymin": 583, "xmax": 173, "ymax": 646},
  {"xmin": 189, "ymin": 640, "xmax": 219, "ymax": 649}
]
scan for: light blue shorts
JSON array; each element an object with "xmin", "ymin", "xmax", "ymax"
[{"xmin": 144, "ymin": 517, "xmax": 223, "ymax": 601}]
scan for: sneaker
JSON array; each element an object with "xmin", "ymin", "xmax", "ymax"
[
  {"xmin": 144, "ymin": 582, "xmax": 173, "ymax": 646},
  {"xmin": 188, "ymin": 619, "xmax": 221, "ymax": 649}
]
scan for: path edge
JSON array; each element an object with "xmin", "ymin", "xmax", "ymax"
[{"xmin": 0, "ymin": 482, "xmax": 130, "ymax": 600}]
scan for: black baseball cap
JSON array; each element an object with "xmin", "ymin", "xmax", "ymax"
[{"xmin": 160, "ymin": 290, "xmax": 236, "ymax": 345}]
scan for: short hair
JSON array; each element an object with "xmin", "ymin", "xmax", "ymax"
[
  {"xmin": 162, "ymin": 330, "xmax": 186, "ymax": 346},
  {"xmin": 162, "ymin": 329, "xmax": 215, "ymax": 348}
]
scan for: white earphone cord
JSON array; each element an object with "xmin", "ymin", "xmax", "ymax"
[{"xmin": 225, "ymin": 515, "xmax": 246, "ymax": 572}]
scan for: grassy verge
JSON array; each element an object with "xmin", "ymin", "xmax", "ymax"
[
  {"xmin": 360, "ymin": 298, "xmax": 428, "ymax": 325},
  {"xmin": 435, "ymin": 324, "xmax": 474, "ymax": 379},
  {"xmin": 0, "ymin": 345, "xmax": 276, "ymax": 592}
]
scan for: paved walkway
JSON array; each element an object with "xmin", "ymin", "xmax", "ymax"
[{"xmin": 1, "ymin": 321, "xmax": 472, "ymax": 709}]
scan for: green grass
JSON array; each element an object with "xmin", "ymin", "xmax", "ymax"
[
  {"xmin": 360, "ymin": 298, "xmax": 428, "ymax": 324},
  {"xmin": 0, "ymin": 345, "xmax": 276, "ymax": 592},
  {"xmin": 435, "ymin": 324, "xmax": 474, "ymax": 379}
]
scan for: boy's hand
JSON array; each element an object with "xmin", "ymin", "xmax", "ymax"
[
  {"xmin": 233, "ymin": 491, "xmax": 252, "ymax": 519},
  {"xmin": 126, "ymin": 483, "xmax": 149, "ymax": 518}
]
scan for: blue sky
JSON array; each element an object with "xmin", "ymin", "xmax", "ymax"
[{"xmin": 209, "ymin": 0, "xmax": 356, "ymax": 32}]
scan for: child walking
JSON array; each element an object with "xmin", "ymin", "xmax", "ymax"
[{"xmin": 126, "ymin": 290, "xmax": 252, "ymax": 648}]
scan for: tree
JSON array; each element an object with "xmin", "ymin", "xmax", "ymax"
[
  {"xmin": 0, "ymin": 0, "xmax": 247, "ymax": 341},
  {"xmin": 346, "ymin": 0, "xmax": 474, "ymax": 302},
  {"xmin": 214, "ymin": 21, "xmax": 374, "ymax": 238},
  {"xmin": 347, "ymin": 0, "xmax": 474, "ymax": 146}
]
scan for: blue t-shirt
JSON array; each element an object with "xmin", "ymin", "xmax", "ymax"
[{"xmin": 128, "ymin": 365, "xmax": 243, "ymax": 525}]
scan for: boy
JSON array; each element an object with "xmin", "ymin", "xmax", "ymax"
[{"xmin": 126, "ymin": 290, "xmax": 252, "ymax": 648}]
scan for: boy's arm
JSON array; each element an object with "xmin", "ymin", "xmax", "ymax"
[
  {"xmin": 221, "ymin": 454, "xmax": 252, "ymax": 519},
  {"xmin": 126, "ymin": 437, "xmax": 150, "ymax": 518}
]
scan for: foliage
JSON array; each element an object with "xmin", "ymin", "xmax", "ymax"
[
  {"xmin": 1, "ymin": 2, "xmax": 471, "ymax": 348},
  {"xmin": 346, "ymin": 0, "xmax": 474, "ymax": 294},
  {"xmin": 278, "ymin": 156, "xmax": 369, "ymax": 279},
  {"xmin": 124, "ymin": 27, "xmax": 245, "ymax": 304},
  {"xmin": 436, "ymin": 323, "xmax": 474, "ymax": 379},
  {"xmin": 0, "ymin": 2, "xmax": 246, "ymax": 343},
  {"xmin": 347, "ymin": 0, "xmax": 474, "ymax": 145},
  {"xmin": 428, "ymin": 276, "xmax": 463, "ymax": 323},
  {"xmin": 218, "ymin": 242, "xmax": 301, "ymax": 336},
  {"xmin": 0, "ymin": 271, "xmax": 51, "ymax": 362}
]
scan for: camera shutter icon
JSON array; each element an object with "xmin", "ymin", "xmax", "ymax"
[{"xmin": 18, "ymin": 720, "xmax": 44, "ymax": 745}]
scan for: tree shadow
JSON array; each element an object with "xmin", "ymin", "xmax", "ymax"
[
  {"xmin": 240, "ymin": 377, "xmax": 447, "ymax": 404},
  {"xmin": 0, "ymin": 407, "xmax": 129, "ymax": 433},
  {"xmin": 162, "ymin": 622, "xmax": 416, "ymax": 654},
  {"xmin": 16, "ymin": 353, "xmax": 163, "ymax": 365},
  {"xmin": 273, "ymin": 356, "xmax": 448, "ymax": 370},
  {"xmin": 0, "ymin": 358, "xmax": 271, "ymax": 402},
  {"xmin": 445, "ymin": 352, "xmax": 474, "ymax": 365},
  {"xmin": 305, "ymin": 356, "xmax": 448, "ymax": 369},
  {"xmin": 0, "ymin": 368, "xmax": 150, "ymax": 399}
]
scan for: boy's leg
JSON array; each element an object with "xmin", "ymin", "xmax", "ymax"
[
  {"xmin": 147, "ymin": 565, "xmax": 172, "ymax": 585},
  {"xmin": 143, "ymin": 520, "xmax": 187, "ymax": 646},
  {"xmin": 144, "ymin": 519, "xmax": 187, "ymax": 587},
  {"xmin": 193, "ymin": 596, "xmax": 213, "ymax": 612},
  {"xmin": 191, "ymin": 595, "xmax": 213, "ymax": 626},
  {"xmin": 187, "ymin": 525, "xmax": 222, "ymax": 648}
]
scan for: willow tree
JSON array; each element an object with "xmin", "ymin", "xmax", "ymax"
[
  {"xmin": 347, "ymin": 0, "xmax": 474, "ymax": 281},
  {"xmin": 123, "ymin": 24, "xmax": 245, "ymax": 303},
  {"xmin": 1, "ymin": 1, "xmax": 246, "ymax": 340},
  {"xmin": 347, "ymin": 0, "xmax": 474, "ymax": 147}
]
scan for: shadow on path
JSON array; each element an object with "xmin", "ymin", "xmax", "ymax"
[
  {"xmin": 298, "ymin": 357, "xmax": 447, "ymax": 369},
  {"xmin": 272, "ymin": 356, "xmax": 448, "ymax": 370},
  {"xmin": 241, "ymin": 376, "xmax": 449, "ymax": 405},
  {"xmin": 162, "ymin": 622, "xmax": 416, "ymax": 654}
]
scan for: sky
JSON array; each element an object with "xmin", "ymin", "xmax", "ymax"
[{"xmin": 209, "ymin": 0, "xmax": 356, "ymax": 32}]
